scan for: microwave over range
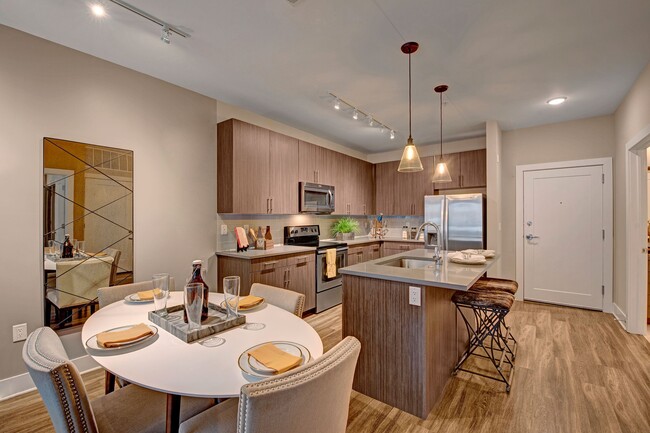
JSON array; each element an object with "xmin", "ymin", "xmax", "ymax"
[{"xmin": 299, "ymin": 182, "xmax": 335, "ymax": 214}]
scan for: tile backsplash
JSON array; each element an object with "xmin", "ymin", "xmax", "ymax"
[{"xmin": 216, "ymin": 214, "xmax": 424, "ymax": 251}]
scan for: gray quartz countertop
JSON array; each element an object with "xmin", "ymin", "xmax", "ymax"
[
  {"xmin": 339, "ymin": 249, "xmax": 498, "ymax": 290},
  {"xmin": 216, "ymin": 245, "xmax": 315, "ymax": 259}
]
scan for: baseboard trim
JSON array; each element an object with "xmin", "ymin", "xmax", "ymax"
[
  {"xmin": 0, "ymin": 355, "xmax": 100, "ymax": 401},
  {"xmin": 612, "ymin": 302, "xmax": 627, "ymax": 329}
]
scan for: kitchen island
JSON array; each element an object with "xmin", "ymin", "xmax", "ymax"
[{"xmin": 339, "ymin": 249, "xmax": 498, "ymax": 418}]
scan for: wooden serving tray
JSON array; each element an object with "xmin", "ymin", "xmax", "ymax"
[{"xmin": 148, "ymin": 302, "xmax": 246, "ymax": 343}]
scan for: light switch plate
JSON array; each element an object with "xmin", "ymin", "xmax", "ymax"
[
  {"xmin": 221, "ymin": 224, "xmax": 228, "ymax": 235},
  {"xmin": 409, "ymin": 286, "xmax": 421, "ymax": 306}
]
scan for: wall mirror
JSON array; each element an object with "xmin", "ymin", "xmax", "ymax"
[{"xmin": 43, "ymin": 138, "xmax": 133, "ymax": 331}]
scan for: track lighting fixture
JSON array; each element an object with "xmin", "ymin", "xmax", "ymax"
[
  {"xmin": 327, "ymin": 92, "xmax": 396, "ymax": 140},
  {"xmin": 101, "ymin": 0, "xmax": 190, "ymax": 44}
]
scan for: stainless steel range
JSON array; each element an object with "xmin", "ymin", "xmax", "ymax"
[{"xmin": 284, "ymin": 225, "xmax": 348, "ymax": 313}]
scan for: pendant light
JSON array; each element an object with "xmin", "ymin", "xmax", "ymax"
[
  {"xmin": 398, "ymin": 42, "xmax": 423, "ymax": 172},
  {"xmin": 432, "ymin": 85, "xmax": 452, "ymax": 183}
]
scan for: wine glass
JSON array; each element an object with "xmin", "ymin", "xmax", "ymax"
[
  {"xmin": 184, "ymin": 283, "xmax": 203, "ymax": 331},
  {"xmin": 152, "ymin": 273, "xmax": 170, "ymax": 317}
]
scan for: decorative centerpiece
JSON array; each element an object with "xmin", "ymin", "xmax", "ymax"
[{"xmin": 332, "ymin": 217, "xmax": 359, "ymax": 241}]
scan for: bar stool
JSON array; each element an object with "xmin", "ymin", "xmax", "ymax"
[
  {"xmin": 470, "ymin": 277, "xmax": 519, "ymax": 360},
  {"xmin": 452, "ymin": 287, "xmax": 516, "ymax": 391}
]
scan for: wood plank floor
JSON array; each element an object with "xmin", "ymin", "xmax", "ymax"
[{"xmin": 1, "ymin": 301, "xmax": 649, "ymax": 432}]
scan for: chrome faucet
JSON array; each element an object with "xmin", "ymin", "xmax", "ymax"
[{"xmin": 416, "ymin": 222, "xmax": 442, "ymax": 261}]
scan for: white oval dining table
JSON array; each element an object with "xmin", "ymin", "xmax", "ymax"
[{"xmin": 81, "ymin": 291, "xmax": 323, "ymax": 433}]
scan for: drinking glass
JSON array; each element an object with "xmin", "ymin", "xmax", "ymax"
[
  {"xmin": 77, "ymin": 240, "xmax": 86, "ymax": 254},
  {"xmin": 47, "ymin": 240, "xmax": 55, "ymax": 256},
  {"xmin": 223, "ymin": 276, "xmax": 240, "ymax": 319},
  {"xmin": 184, "ymin": 283, "xmax": 204, "ymax": 331},
  {"xmin": 152, "ymin": 273, "xmax": 170, "ymax": 317},
  {"xmin": 73, "ymin": 239, "xmax": 79, "ymax": 257}
]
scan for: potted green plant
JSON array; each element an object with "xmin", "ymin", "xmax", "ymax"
[{"xmin": 331, "ymin": 217, "xmax": 360, "ymax": 241}]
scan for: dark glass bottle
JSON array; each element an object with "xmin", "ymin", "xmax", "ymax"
[
  {"xmin": 62, "ymin": 234, "xmax": 74, "ymax": 258},
  {"xmin": 183, "ymin": 260, "xmax": 210, "ymax": 323}
]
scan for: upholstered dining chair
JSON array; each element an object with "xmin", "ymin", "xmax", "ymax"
[
  {"xmin": 249, "ymin": 283, "xmax": 305, "ymax": 317},
  {"xmin": 104, "ymin": 248, "xmax": 122, "ymax": 286},
  {"xmin": 23, "ymin": 327, "xmax": 214, "ymax": 433},
  {"xmin": 179, "ymin": 336, "xmax": 361, "ymax": 433},
  {"xmin": 97, "ymin": 277, "xmax": 177, "ymax": 308}
]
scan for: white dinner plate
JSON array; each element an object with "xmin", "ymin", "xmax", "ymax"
[
  {"xmin": 124, "ymin": 292, "xmax": 170, "ymax": 304},
  {"xmin": 238, "ymin": 341, "xmax": 311, "ymax": 378},
  {"xmin": 85, "ymin": 324, "xmax": 158, "ymax": 351},
  {"xmin": 220, "ymin": 298, "xmax": 266, "ymax": 312}
]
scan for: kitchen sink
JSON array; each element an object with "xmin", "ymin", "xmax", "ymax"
[{"xmin": 378, "ymin": 258, "xmax": 438, "ymax": 269}]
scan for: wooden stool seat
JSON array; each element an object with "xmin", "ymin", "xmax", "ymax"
[
  {"xmin": 452, "ymin": 289, "xmax": 515, "ymax": 311},
  {"xmin": 471, "ymin": 277, "xmax": 518, "ymax": 295}
]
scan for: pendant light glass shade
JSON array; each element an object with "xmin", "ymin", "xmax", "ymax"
[
  {"xmin": 432, "ymin": 161, "xmax": 452, "ymax": 182},
  {"xmin": 398, "ymin": 41, "xmax": 423, "ymax": 173},
  {"xmin": 398, "ymin": 137, "xmax": 424, "ymax": 172},
  {"xmin": 432, "ymin": 84, "xmax": 452, "ymax": 183}
]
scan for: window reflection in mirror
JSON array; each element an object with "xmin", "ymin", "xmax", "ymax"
[{"xmin": 43, "ymin": 138, "xmax": 133, "ymax": 331}]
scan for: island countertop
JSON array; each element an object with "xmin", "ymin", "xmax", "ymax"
[{"xmin": 339, "ymin": 248, "xmax": 498, "ymax": 290}]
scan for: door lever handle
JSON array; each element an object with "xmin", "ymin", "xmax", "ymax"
[{"xmin": 525, "ymin": 234, "xmax": 540, "ymax": 241}]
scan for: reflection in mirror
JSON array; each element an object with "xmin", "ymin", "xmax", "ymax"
[{"xmin": 43, "ymin": 138, "xmax": 133, "ymax": 331}]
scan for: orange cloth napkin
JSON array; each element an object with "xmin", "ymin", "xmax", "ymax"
[
  {"xmin": 230, "ymin": 295, "xmax": 264, "ymax": 309},
  {"xmin": 248, "ymin": 343, "xmax": 303, "ymax": 374},
  {"xmin": 325, "ymin": 248, "xmax": 337, "ymax": 279},
  {"xmin": 136, "ymin": 288, "xmax": 161, "ymax": 300},
  {"xmin": 96, "ymin": 323, "xmax": 153, "ymax": 348}
]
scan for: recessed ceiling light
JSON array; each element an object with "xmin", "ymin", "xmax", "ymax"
[
  {"xmin": 547, "ymin": 97, "xmax": 567, "ymax": 106},
  {"xmin": 90, "ymin": 3, "xmax": 106, "ymax": 17}
]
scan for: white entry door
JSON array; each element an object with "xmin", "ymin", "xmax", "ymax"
[{"xmin": 523, "ymin": 165, "xmax": 604, "ymax": 309}]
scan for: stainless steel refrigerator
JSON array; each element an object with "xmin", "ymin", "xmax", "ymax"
[{"xmin": 423, "ymin": 194, "xmax": 486, "ymax": 251}]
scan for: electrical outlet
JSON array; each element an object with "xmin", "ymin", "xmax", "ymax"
[
  {"xmin": 12, "ymin": 323, "xmax": 27, "ymax": 342},
  {"xmin": 220, "ymin": 224, "xmax": 228, "ymax": 235},
  {"xmin": 409, "ymin": 286, "xmax": 421, "ymax": 306}
]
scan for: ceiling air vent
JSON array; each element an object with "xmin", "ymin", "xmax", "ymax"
[{"xmin": 287, "ymin": 0, "xmax": 304, "ymax": 5}]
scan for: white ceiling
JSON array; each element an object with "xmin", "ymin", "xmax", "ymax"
[{"xmin": 1, "ymin": 0, "xmax": 650, "ymax": 153}]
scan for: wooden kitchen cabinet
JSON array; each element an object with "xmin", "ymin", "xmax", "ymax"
[
  {"xmin": 376, "ymin": 158, "xmax": 433, "ymax": 216},
  {"xmin": 367, "ymin": 242, "xmax": 381, "ymax": 260},
  {"xmin": 381, "ymin": 241, "xmax": 423, "ymax": 257},
  {"xmin": 217, "ymin": 252, "xmax": 315, "ymax": 314},
  {"xmin": 347, "ymin": 246, "xmax": 365, "ymax": 266},
  {"xmin": 337, "ymin": 156, "xmax": 375, "ymax": 215},
  {"xmin": 434, "ymin": 149, "xmax": 486, "ymax": 190},
  {"xmin": 347, "ymin": 242, "xmax": 382, "ymax": 265},
  {"xmin": 269, "ymin": 131, "xmax": 299, "ymax": 214},
  {"xmin": 218, "ymin": 119, "xmax": 298, "ymax": 214},
  {"xmin": 298, "ymin": 140, "xmax": 336, "ymax": 186}
]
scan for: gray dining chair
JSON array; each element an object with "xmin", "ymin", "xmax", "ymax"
[
  {"xmin": 97, "ymin": 277, "xmax": 177, "ymax": 308},
  {"xmin": 179, "ymin": 336, "xmax": 361, "ymax": 433},
  {"xmin": 23, "ymin": 326, "xmax": 214, "ymax": 433},
  {"xmin": 249, "ymin": 283, "xmax": 305, "ymax": 317}
]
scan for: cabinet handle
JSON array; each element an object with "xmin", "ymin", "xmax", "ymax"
[
  {"xmin": 266, "ymin": 198, "xmax": 269, "ymax": 214},
  {"xmin": 286, "ymin": 269, "xmax": 291, "ymax": 287},
  {"xmin": 270, "ymin": 197, "xmax": 273, "ymax": 213},
  {"xmin": 460, "ymin": 174, "xmax": 463, "ymax": 187},
  {"xmin": 363, "ymin": 204, "xmax": 366, "ymax": 215},
  {"xmin": 263, "ymin": 261, "xmax": 279, "ymax": 267}
]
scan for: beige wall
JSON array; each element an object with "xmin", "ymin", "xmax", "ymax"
[
  {"xmin": 367, "ymin": 136, "xmax": 486, "ymax": 164},
  {"xmin": 0, "ymin": 25, "xmax": 217, "ymax": 381},
  {"xmin": 499, "ymin": 116, "xmax": 616, "ymax": 282},
  {"xmin": 613, "ymin": 62, "xmax": 650, "ymax": 317}
]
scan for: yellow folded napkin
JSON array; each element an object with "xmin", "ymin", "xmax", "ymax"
[
  {"xmin": 325, "ymin": 248, "xmax": 337, "ymax": 278},
  {"xmin": 248, "ymin": 343, "xmax": 303, "ymax": 374},
  {"xmin": 96, "ymin": 323, "xmax": 153, "ymax": 348},
  {"xmin": 136, "ymin": 288, "xmax": 161, "ymax": 300},
  {"xmin": 230, "ymin": 295, "xmax": 264, "ymax": 309}
]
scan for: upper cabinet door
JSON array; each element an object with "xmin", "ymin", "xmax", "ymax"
[
  {"xmin": 375, "ymin": 161, "xmax": 399, "ymax": 215},
  {"xmin": 232, "ymin": 121, "xmax": 270, "ymax": 214},
  {"xmin": 298, "ymin": 140, "xmax": 319, "ymax": 184},
  {"xmin": 459, "ymin": 149, "xmax": 487, "ymax": 188},
  {"xmin": 217, "ymin": 119, "xmax": 270, "ymax": 214},
  {"xmin": 269, "ymin": 131, "xmax": 299, "ymax": 214}
]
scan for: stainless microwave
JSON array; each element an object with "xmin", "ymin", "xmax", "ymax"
[{"xmin": 299, "ymin": 182, "xmax": 335, "ymax": 214}]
